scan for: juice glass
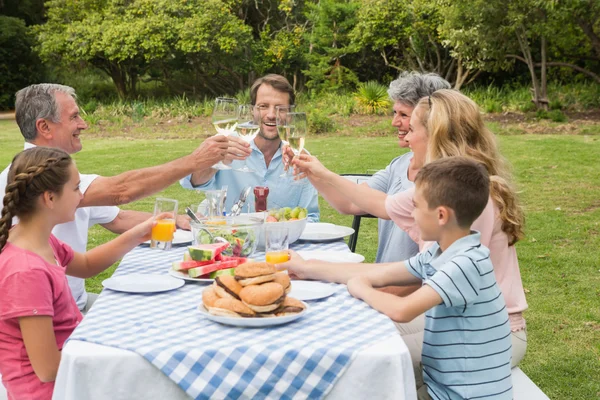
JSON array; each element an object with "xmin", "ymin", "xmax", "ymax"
[
  {"xmin": 151, "ymin": 198, "xmax": 178, "ymax": 250},
  {"xmin": 265, "ymin": 225, "xmax": 289, "ymax": 266}
]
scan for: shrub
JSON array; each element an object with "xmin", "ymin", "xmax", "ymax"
[
  {"xmin": 0, "ymin": 16, "xmax": 44, "ymax": 110},
  {"xmin": 235, "ymin": 88, "xmax": 250, "ymax": 105},
  {"xmin": 309, "ymin": 111, "xmax": 336, "ymax": 134},
  {"xmin": 354, "ymin": 81, "xmax": 391, "ymax": 115}
]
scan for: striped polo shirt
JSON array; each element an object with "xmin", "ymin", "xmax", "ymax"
[{"xmin": 405, "ymin": 232, "xmax": 513, "ymax": 399}]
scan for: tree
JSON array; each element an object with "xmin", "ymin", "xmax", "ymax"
[
  {"xmin": 35, "ymin": 0, "xmax": 251, "ymax": 99},
  {"xmin": 350, "ymin": 0, "xmax": 477, "ymax": 89},
  {"xmin": 303, "ymin": 0, "xmax": 361, "ymax": 92},
  {"xmin": 440, "ymin": 0, "xmax": 600, "ymax": 109},
  {"xmin": 0, "ymin": 16, "xmax": 43, "ymax": 109}
]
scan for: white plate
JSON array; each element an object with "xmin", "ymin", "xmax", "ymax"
[
  {"xmin": 102, "ymin": 273, "xmax": 184, "ymax": 293},
  {"xmin": 288, "ymin": 281, "xmax": 336, "ymax": 301},
  {"xmin": 198, "ymin": 301, "xmax": 308, "ymax": 327},
  {"xmin": 143, "ymin": 229, "xmax": 193, "ymax": 245},
  {"xmin": 296, "ymin": 250, "xmax": 365, "ymax": 263},
  {"xmin": 299, "ymin": 223, "xmax": 354, "ymax": 242},
  {"xmin": 169, "ymin": 268, "xmax": 213, "ymax": 283}
]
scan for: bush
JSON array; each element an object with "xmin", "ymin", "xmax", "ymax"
[
  {"xmin": 536, "ymin": 109, "xmax": 568, "ymax": 123},
  {"xmin": 354, "ymin": 81, "xmax": 391, "ymax": 115},
  {"xmin": 235, "ymin": 88, "xmax": 250, "ymax": 105},
  {"xmin": 309, "ymin": 111, "xmax": 336, "ymax": 134},
  {"xmin": 0, "ymin": 16, "xmax": 44, "ymax": 110}
]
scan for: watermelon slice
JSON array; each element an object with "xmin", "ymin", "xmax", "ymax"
[
  {"xmin": 217, "ymin": 255, "xmax": 248, "ymax": 267},
  {"xmin": 172, "ymin": 260, "xmax": 215, "ymax": 272},
  {"xmin": 187, "ymin": 260, "xmax": 238, "ymax": 278},
  {"xmin": 209, "ymin": 268, "xmax": 236, "ymax": 279},
  {"xmin": 188, "ymin": 242, "xmax": 230, "ymax": 261}
]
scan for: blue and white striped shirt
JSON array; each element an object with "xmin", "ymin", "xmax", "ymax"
[{"xmin": 405, "ymin": 232, "xmax": 512, "ymax": 400}]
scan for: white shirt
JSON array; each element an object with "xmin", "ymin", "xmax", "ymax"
[{"xmin": 0, "ymin": 143, "xmax": 120, "ymax": 310}]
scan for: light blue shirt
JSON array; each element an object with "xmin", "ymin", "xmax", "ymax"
[
  {"xmin": 406, "ymin": 232, "xmax": 512, "ymax": 399},
  {"xmin": 367, "ymin": 152, "xmax": 418, "ymax": 263},
  {"xmin": 180, "ymin": 140, "xmax": 319, "ymax": 222}
]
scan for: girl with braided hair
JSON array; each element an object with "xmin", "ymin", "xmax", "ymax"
[{"xmin": 0, "ymin": 147, "xmax": 164, "ymax": 400}]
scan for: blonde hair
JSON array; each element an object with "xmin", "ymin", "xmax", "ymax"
[{"xmin": 415, "ymin": 89, "xmax": 524, "ymax": 245}]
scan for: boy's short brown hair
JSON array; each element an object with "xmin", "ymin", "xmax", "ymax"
[
  {"xmin": 415, "ymin": 157, "xmax": 489, "ymax": 228},
  {"xmin": 250, "ymin": 74, "xmax": 295, "ymax": 106}
]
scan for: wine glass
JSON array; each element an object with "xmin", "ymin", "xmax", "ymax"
[
  {"xmin": 211, "ymin": 97, "xmax": 238, "ymax": 170},
  {"xmin": 234, "ymin": 104, "xmax": 260, "ymax": 173},
  {"xmin": 282, "ymin": 112, "xmax": 307, "ymax": 183},
  {"xmin": 275, "ymin": 105, "xmax": 296, "ymax": 178}
]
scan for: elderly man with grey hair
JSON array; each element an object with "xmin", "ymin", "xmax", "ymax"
[{"xmin": 0, "ymin": 83, "xmax": 229, "ymax": 313}]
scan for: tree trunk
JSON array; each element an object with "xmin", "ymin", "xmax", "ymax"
[
  {"xmin": 540, "ymin": 36, "xmax": 548, "ymax": 110},
  {"xmin": 454, "ymin": 57, "xmax": 469, "ymax": 90},
  {"xmin": 108, "ymin": 63, "xmax": 128, "ymax": 99},
  {"xmin": 516, "ymin": 25, "xmax": 544, "ymax": 110}
]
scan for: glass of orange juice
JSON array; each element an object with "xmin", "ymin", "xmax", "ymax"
[
  {"xmin": 265, "ymin": 226, "xmax": 289, "ymax": 265},
  {"xmin": 151, "ymin": 198, "xmax": 178, "ymax": 251}
]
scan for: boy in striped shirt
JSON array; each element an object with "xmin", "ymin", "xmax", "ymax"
[{"xmin": 347, "ymin": 157, "xmax": 512, "ymax": 399}]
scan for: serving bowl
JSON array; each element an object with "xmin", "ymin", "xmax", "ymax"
[
  {"xmin": 247, "ymin": 212, "xmax": 308, "ymax": 249},
  {"xmin": 190, "ymin": 215, "xmax": 264, "ymax": 257}
]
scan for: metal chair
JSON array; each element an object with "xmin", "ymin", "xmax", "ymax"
[{"xmin": 340, "ymin": 174, "xmax": 377, "ymax": 253}]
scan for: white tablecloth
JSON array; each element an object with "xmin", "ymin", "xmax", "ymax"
[{"xmin": 53, "ymin": 240, "xmax": 416, "ymax": 400}]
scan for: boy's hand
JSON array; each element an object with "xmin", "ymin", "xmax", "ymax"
[
  {"xmin": 347, "ymin": 276, "xmax": 373, "ymax": 300},
  {"xmin": 277, "ymin": 250, "xmax": 311, "ymax": 280}
]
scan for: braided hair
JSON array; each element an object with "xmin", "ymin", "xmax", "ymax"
[{"xmin": 0, "ymin": 147, "xmax": 72, "ymax": 252}]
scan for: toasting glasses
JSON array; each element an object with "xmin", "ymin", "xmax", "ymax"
[
  {"xmin": 234, "ymin": 104, "xmax": 260, "ymax": 173},
  {"xmin": 211, "ymin": 97, "xmax": 238, "ymax": 170}
]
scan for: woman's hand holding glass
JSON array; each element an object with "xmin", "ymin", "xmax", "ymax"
[{"xmin": 290, "ymin": 153, "xmax": 331, "ymax": 182}]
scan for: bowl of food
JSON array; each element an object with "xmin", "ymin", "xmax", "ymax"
[
  {"xmin": 249, "ymin": 207, "xmax": 308, "ymax": 249},
  {"xmin": 190, "ymin": 215, "xmax": 264, "ymax": 258}
]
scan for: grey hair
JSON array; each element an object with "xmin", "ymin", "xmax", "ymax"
[
  {"xmin": 15, "ymin": 84, "xmax": 77, "ymax": 141},
  {"xmin": 387, "ymin": 71, "xmax": 451, "ymax": 107}
]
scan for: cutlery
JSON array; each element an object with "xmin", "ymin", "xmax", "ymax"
[
  {"xmin": 185, "ymin": 207, "xmax": 202, "ymax": 224},
  {"xmin": 230, "ymin": 186, "xmax": 252, "ymax": 216}
]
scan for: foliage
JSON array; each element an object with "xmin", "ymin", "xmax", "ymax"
[
  {"xmin": 0, "ymin": 16, "xmax": 44, "ymax": 110},
  {"xmin": 303, "ymin": 0, "xmax": 361, "ymax": 92},
  {"xmin": 354, "ymin": 81, "xmax": 391, "ymax": 115},
  {"xmin": 35, "ymin": 0, "xmax": 252, "ymax": 99},
  {"xmin": 308, "ymin": 111, "xmax": 337, "ymax": 134}
]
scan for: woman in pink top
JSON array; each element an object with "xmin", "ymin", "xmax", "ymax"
[
  {"xmin": 291, "ymin": 89, "xmax": 528, "ymax": 371},
  {"xmin": 0, "ymin": 147, "xmax": 163, "ymax": 400}
]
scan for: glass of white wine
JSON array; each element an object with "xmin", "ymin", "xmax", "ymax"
[
  {"xmin": 281, "ymin": 112, "xmax": 307, "ymax": 184},
  {"xmin": 211, "ymin": 97, "xmax": 238, "ymax": 170},
  {"xmin": 275, "ymin": 105, "xmax": 296, "ymax": 178},
  {"xmin": 234, "ymin": 104, "xmax": 260, "ymax": 173}
]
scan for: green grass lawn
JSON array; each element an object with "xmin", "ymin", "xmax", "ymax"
[{"xmin": 1, "ymin": 119, "xmax": 599, "ymax": 398}]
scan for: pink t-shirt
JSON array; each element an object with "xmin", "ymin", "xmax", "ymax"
[
  {"xmin": 0, "ymin": 235, "xmax": 82, "ymax": 400},
  {"xmin": 385, "ymin": 188, "xmax": 528, "ymax": 331}
]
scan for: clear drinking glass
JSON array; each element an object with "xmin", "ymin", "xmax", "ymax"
[
  {"xmin": 211, "ymin": 97, "xmax": 238, "ymax": 170},
  {"xmin": 265, "ymin": 225, "xmax": 290, "ymax": 265},
  {"xmin": 234, "ymin": 104, "xmax": 260, "ymax": 173},
  {"xmin": 281, "ymin": 112, "xmax": 307, "ymax": 183},
  {"xmin": 275, "ymin": 105, "xmax": 296, "ymax": 178},
  {"xmin": 151, "ymin": 198, "xmax": 178, "ymax": 250}
]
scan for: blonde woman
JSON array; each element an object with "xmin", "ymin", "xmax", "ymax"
[{"xmin": 287, "ymin": 89, "xmax": 528, "ymax": 386}]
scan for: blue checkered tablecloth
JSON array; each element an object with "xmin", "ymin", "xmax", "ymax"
[{"xmin": 69, "ymin": 240, "xmax": 399, "ymax": 400}]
